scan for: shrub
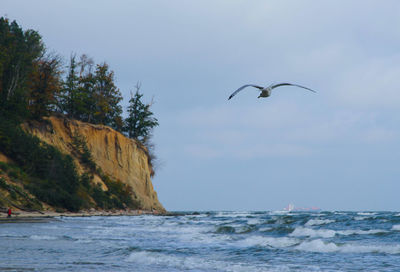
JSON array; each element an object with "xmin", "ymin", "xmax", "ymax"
[
  {"xmin": 72, "ymin": 133, "xmax": 96, "ymax": 171},
  {"xmin": 0, "ymin": 162, "xmax": 9, "ymax": 172},
  {"xmin": 87, "ymin": 175, "xmax": 139, "ymax": 210},
  {"xmin": 8, "ymin": 170, "xmax": 19, "ymax": 179},
  {"xmin": 0, "ymin": 177, "xmax": 7, "ymax": 188},
  {"xmin": 0, "ymin": 115, "xmax": 83, "ymax": 211}
]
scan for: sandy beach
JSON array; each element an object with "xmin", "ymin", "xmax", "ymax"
[{"xmin": 0, "ymin": 209, "xmax": 163, "ymax": 223}]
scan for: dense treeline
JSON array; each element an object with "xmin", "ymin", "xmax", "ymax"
[
  {"xmin": 0, "ymin": 17, "xmax": 157, "ymax": 211},
  {"xmin": 58, "ymin": 55, "xmax": 124, "ymax": 131},
  {"xmin": 0, "ymin": 17, "xmax": 158, "ymax": 139}
]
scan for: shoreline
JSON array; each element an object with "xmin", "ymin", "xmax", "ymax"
[{"xmin": 0, "ymin": 209, "xmax": 166, "ymax": 222}]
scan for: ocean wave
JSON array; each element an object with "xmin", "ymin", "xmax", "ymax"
[
  {"xmin": 126, "ymin": 250, "xmax": 287, "ymax": 272},
  {"xmin": 215, "ymin": 211, "xmax": 253, "ymax": 218},
  {"xmin": 29, "ymin": 235, "xmax": 58, "ymax": 240},
  {"xmin": 247, "ymin": 218, "xmax": 262, "ymax": 225},
  {"xmin": 354, "ymin": 216, "xmax": 368, "ymax": 221},
  {"xmin": 290, "ymin": 227, "xmax": 336, "ymax": 238},
  {"xmin": 392, "ymin": 225, "xmax": 400, "ymax": 231},
  {"xmin": 259, "ymin": 227, "xmax": 273, "ymax": 232},
  {"xmin": 290, "ymin": 227, "xmax": 387, "ymax": 238},
  {"xmin": 357, "ymin": 212, "xmax": 377, "ymax": 216},
  {"xmin": 215, "ymin": 226, "xmax": 236, "ymax": 234},
  {"xmin": 295, "ymin": 239, "xmax": 400, "ymax": 254},
  {"xmin": 259, "ymin": 225, "xmax": 295, "ymax": 235},
  {"xmin": 305, "ymin": 219, "xmax": 335, "ymax": 226},
  {"xmin": 337, "ymin": 229, "xmax": 388, "ymax": 236},
  {"xmin": 239, "ymin": 236, "xmax": 300, "ymax": 248}
]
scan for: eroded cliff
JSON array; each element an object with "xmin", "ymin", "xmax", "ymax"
[{"xmin": 23, "ymin": 116, "xmax": 165, "ymax": 212}]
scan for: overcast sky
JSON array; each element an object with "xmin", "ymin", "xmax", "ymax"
[{"xmin": 3, "ymin": 1, "xmax": 400, "ymax": 211}]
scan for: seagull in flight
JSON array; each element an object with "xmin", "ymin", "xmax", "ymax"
[{"xmin": 228, "ymin": 83, "xmax": 316, "ymax": 100}]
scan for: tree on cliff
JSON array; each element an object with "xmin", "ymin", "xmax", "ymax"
[
  {"xmin": 0, "ymin": 17, "xmax": 44, "ymax": 119},
  {"xmin": 91, "ymin": 62, "xmax": 123, "ymax": 131},
  {"xmin": 58, "ymin": 54, "xmax": 94, "ymax": 120},
  {"xmin": 58, "ymin": 55, "xmax": 123, "ymax": 131},
  {"xmin": 124, "ymin": 83, "xmax": 158, "ymax": 143},
  {"xmin": 28, "ymin": 54, "xmax": 63, "ymax": 119}
]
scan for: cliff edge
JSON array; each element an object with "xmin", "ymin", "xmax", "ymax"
[{"xmin": 23, "ymin": 116, "xmax": 165, "ymax": 213}]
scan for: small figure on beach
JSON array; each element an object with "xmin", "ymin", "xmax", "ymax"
[{"xmin": 7, "ymin": 208, "xmax": 11, "ymax": 218}]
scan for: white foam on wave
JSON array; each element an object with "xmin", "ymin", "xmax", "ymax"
[
  {"xmin": 290, "ymin": 227, "xmax": 336, "ymax": 238},
  {"xmin": 290, "ymin": 227, "xmax": 387, "ymax": 238},
  {"xmin": 259, "ymin": 227, "xmax": 273, "ymax": 232},
  {"xmin": 296, "ymin": 239, "xmax": 338, "ymax": 252},
  {"xmin": 354, "ymin": 216, "xmax": 367, "ymax": 221},
  {"xmin": 357, "ymin": 212, "xmax": 377, "ymax": 216},
  {"xmin": 247, "ymin": 218, "xmax": 262, "ymax": 225},
  {"xmin": 305, "ymin": 219, "xmax": 335, "ymax": 226},
  {"xmin": 239, "ymin": 236, "xmax": 299, "ymax": 248},
  {"xmin": 126, "ymin": 250, "xmax": 289, "ymax": 272},
  {"xmin": 215, "ymin": 211, "xmax": 253, "ymax": 218},
  {"xmin": 337, "ymin": 229, "xmax": 388, "ymax": 235},
  {"xmin": 391, "ymin": 225, "xmax": 400, "ymax": 231},
  {"xmin": 30, "ymin": 235, "xmax": 57, "ymax": 240},
  {"xmin": 296, "ymin": 239, "xmax": 400, "ymax": 254}
]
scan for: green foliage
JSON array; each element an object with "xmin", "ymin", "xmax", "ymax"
[
  {"xmin": 57, "ymin": 54, "xmax": 91, "ymax": 120},
  {"xmin": 0, "ymin": 115, "xmax": 82, "ymax": 211},
  {"xmin": 0, "ymin": 162, "xmax": 10, "ymax": 172},
  {"xmin": 75, "ymin": 142, "xmax": 139, "ymax": 210},
  {"xmin": 91, "ymin": 62, "xmax": 123, "ymax": 130},
  {"xmin": 0, "ymin": 176, "xmax": 7, "ymax": 188},
  {"xmin": 124, "ymin": 84, "xmax": 159, "ymax": 143},
  {"xmin": 0, "ymin": 168, "xmax": 43, "ymax": 210},
  {"xmin": 0, "ymin": 17, "xmax": 156, "ymax": 211},
  {"xmin": 57, "ymin": 55, "xmax": 123, "ymax": 131},
  {"xmin": 28, "ymin": 54, "xmax": 63, "ymax": 120},
  {"xmin": 0, "ymin": 17, "xmax": 44, "ymax": 119},
  {"xmin": 80, "ymin": 172, "xmax": 92, "ymax": 190},
  {"xmin": 8, "ymin": 169, "xmax": 19, "ymax": 179},
  {"xmin": 88, "ymin": 175, "xmax": 139, "ymax": 210},
  {"xmin": 0, "ymin": 114, "xmax": 141, "ymax": 212},
  {"xmin": 72, "ymin": 132, "xmax": 96, "ymax": 171}
]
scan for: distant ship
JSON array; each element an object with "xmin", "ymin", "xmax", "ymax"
[
  {"xmin": 283, "ymin": 203, "xmax": 321, "ymax": 212},
  {"xmin": 284, "ymin": 203, "xmax": 295, "ymax": 212}
]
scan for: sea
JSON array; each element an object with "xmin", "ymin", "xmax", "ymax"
[{"xmin": 1, "ymin": 211, "xmax": 400, "ymax": 271}]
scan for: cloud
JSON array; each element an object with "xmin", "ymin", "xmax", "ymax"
[
  {"xmin": 173, "ymin": 100, "xmax": 399, "ymax": 160},
  {"xmin": 335, "ymin": 55, "xmax": 400, "ymax": 108}
]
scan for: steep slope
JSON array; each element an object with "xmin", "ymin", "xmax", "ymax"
[{"xmin": 23, "ymin": 116, "xmax": 165, "ymax": 212}]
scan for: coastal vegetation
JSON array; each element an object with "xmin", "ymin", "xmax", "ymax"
[{"xmin": 0, "ymin": 17, "xmax": 158, "ymax": 212}]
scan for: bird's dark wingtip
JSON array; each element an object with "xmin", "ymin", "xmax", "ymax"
[{"xmin": 228, "ymin": 95, "xmax": 233, "ymax": 100}]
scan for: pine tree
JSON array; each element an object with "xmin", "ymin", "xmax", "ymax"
[
  {"xmin": 0, "ymin": 17, "xmax": 44, "ymax": 118},
  {"xmin": 92, "ymin": 62, "xmax": 123, "ymax": 130},
  {"xmin": 58, "ymin": 54, "xmax": 94, "ymax": 120},
  {"xmin": 58, "ymin": 55, "xmax": 79, "ymax": 118},
  {"xmin": 124, "ymin": 84, "xmax": 158, "ymax": 143},
  {"xmin": 76, "ymin": 55, "xmax": 95, "ymax": 122},
  {"xmin": 28, "ymin": 55, "xmax": 62, "ymax": 119}
]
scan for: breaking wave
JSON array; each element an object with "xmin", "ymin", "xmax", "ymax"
[
  {"xmin": 290, "ymin": 227, "xmax": 388, "ymax": 238},
  {"xmin": 4, "ymin": 211, "xmax": 400, "ymax": 271},
  {"xmin": 295, "ymin": 239, "xmax": 400, "ymax": 254}
]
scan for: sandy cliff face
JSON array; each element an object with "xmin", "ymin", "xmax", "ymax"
[{"xmin": 23, "ymin": 116, "xmax": 165, "ymax": 212}]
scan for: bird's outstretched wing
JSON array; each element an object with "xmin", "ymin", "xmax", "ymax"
[
  {"xmin": 271, "ymin": 83, "xmax": 316, "ymax": 93},
  {"xmin": 228, "ymin": 84, "xmax": 263, "ymax": 100}
]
